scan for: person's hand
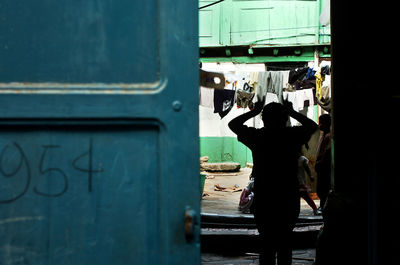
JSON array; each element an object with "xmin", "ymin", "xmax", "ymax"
[
  {"xmin": 282, "ymin": 98, "xmax": 294, "ymax": 114},
  {"xmin": 252, "ymin": 97, "xmax": 265, "ymax": 114}
]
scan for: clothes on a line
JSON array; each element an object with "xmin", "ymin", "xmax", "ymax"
[{"xmin": 199, "ymin": 65, "xmax": 330, "ymax": 119}]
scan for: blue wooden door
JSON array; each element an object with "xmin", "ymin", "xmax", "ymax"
[{"xmin": 0, "ymin": 1, "xmax": 200, "ymax": 264}]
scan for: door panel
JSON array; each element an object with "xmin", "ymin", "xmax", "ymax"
[
  {"xmin": 0, "ymin": 123, "xmax": 162, "ymax": 264},
  {"xmin": 0, "ymin": 0, "xmax": 159, "ymax": 84},
  {"xmin": 0, "ymin": 1, "xmax": 199, "ymax": 264}
]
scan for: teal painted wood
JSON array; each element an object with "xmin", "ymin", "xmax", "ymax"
[
  {"xmin": 0, "ymin": 1, "xmax": 200, "ymax": 265},
  {"xmin": 199, "ymin": 0, "xmax": 330, "ymax": 47}
]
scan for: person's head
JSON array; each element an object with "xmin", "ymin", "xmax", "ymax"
[
  {"xmin": 319, "ymin": 114, "xmax": 331, "ymax": 133},
  {"xmin": 262, "ymin": 102, "xmax": 288, "ymax": 129}
]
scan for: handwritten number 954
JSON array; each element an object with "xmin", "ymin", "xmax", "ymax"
[{"xmin": 0, "ymin": 140, "xmax": 102, "ymax": 204}]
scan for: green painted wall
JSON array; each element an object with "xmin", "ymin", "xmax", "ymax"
[
  {"xmin": 200, "ymin": 136, "xmax": 253, "ymax": 167},
  {"xmin": 199, "ymin": 0, "xmax": 330, "ymax": 48}
]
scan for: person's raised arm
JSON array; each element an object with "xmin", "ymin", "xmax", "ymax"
[{"xmin": 228, "ymin": 100, "xmax": 264, "ymax": 135}]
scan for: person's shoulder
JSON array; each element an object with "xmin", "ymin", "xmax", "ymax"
[
  {"xmin": 239, "ymin": 126, "xmax": 259, "ymax": 134},
  {"xmin": 237, "ymin": 126, "xmax": 262, "ymax": 140},
  {"xmin": 237, "ymin": 126, "xmax": 262, "ymax": 148}
]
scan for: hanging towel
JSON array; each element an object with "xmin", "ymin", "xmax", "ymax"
[
  {"xmin": 200, "ymin": 86, "xmax": 215, "ymax": 108},
  {"xmin": 214, "ymin": 89, "xmax": 236, "ymax": 119},
  {"xmin": 296, "ymin": 88, "xmax": 315, "ymax": 110}
]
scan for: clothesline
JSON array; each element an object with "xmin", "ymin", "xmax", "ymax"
[{"xmin": 199, "ymin": 65, "xmax": 331, "ymax": 119}]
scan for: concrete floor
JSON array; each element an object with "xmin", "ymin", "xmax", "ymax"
[{"xmin": 201, "ymin": 167, "xmax": 321, "ymax": 217}]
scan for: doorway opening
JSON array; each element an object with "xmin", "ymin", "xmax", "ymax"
[
  {"xmin": 198, "ymin": 0, "xmax": 332, "ymax": 260},
  {"xmin": 199, "ymin": 59, "xmax": 331, "ymax": 218}
]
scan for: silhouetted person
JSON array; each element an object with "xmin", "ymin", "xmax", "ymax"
[
  {"xmin": 297, "ymin": 154, "xmax": 319, "ymax": 215},
  {"xmin": 229, "ymin": 100, "xmax": 317, "ymax": 265},
  {"xmin": 315, "ymin": 114, "xmax": 332, "ymax": 212}
]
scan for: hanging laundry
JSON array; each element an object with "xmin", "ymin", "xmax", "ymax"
[
  {"xmin": 268, "ymin": 71, "xmax": 283, "ymax": 103},
  {"xmin": 296, "ymin": 79, "xmax": 316, "ymax": 90},
  {"xmin": 283, "ymin": 89, "xmax": 315, "ymax": 126},
  {"xmin": 214, "ymin": 88, "xmax": 235, "ymax": 119},
  {"xmin": 296, "ymin": 88, "xmax": 315, "ymax": 110},
  {"xmin": 283, "ymin": 91, "xmax": 299, "ymax": 111},
  {"xmin": 288, "ymin": 67, "xmax": 309, "ymax": 84},
  {"xmin": 255, "ymin": 71, "xmax": 268, "ymax": 102},
  {"xmin": 249, "ymin": 72, "xmax": 259, "ymax": 92},
  {"xmin": 200, "ymin": 86, "xmax": 214, "ymax": 108},
  {"xmin": 321, "ymin": 65, "xmax": 331, "ymax": 75},
  {"xmin": 316, "ymin": 96, "xmax": 331, "ymax": 113},
  {"xmin": 320, "ymin": 85, "xmax": 330, "ymax": 101},
  {"xmin": 236, "ymin": 89, "xmax": 255, "ymax": 109},
  {"xmin": 281, "ymin": 70, "xmax": 290, "ymax": 91},
  {"xmin": 257, "ymin": 71, "xmax": 284, "ymax": 103},
  {"xmin": 236, "ymin": 75, "xmax": 254, "ymax": 97},
  {"xmin": 285, "ymin": 83, "xmax": 296, "ymax": 92},
  {"xmin": 265, "ymin": 92, "xmax": 279, "ymax": 105},
  {"xmin": 283, "ymin": 91, "xmax": 299, "ymax": 126},
  {"xmin": 235, "ymin": 72, "xmax": 253, "ymax": 93},
  {"xmin": 315, "ymin": 70, "xmax": 325, "ymax": 101},
  {"xmin": 243, "ymin": 82, "xmax": 253, "ymax": 93},
  {"xmin": 320, "ymin": 75, "xmax": 331, "ymax": 102},
  {"xmin": 317, "ymin": 85, "xmax": 331, "ymax": 108},
  {"xmin": 322, "ymin": 74, "xmax": 330, "ymax": 88},
  {"xmin": 224, "ymin": 73, "xmax": 237, "ymax": 82},
  {"xmin": 316, "ymin": 74, "xmax": 331, "ymax": 112},
  {"xmin": 320, "ymin": 85, "xmax": 330, "ymax": 102},
  {"xmin": 306, "ymin": 68, "xmax": 316, "ymax": 80}
]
